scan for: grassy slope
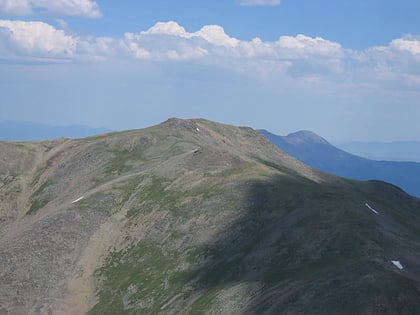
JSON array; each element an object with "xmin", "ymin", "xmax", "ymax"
[
  {"xmin": 1, "ymin": 118, "xmax": 420, "ymax": 314},
  {"xmin": 89, "ymin": 172, "xmax": 420, "ymax": 314},
  {"xmin": 88, "ymin": 120, "xmax": 420, "ymax": 314}
]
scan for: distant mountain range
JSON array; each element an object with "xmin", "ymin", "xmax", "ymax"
[
  {"xmin": 337, "ymin": 141, "xmax": 420, "ymax": 162},
  {"xmin": 260, "ymin": 129, "xmax": 420, "ymax": 198},
  {"xmin": 0, "ymin": 121, "xmax": 110, "ymax": 141}
]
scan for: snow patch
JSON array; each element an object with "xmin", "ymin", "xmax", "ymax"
[
  {"xmin": 71, "ymin": 196, "xmax": 84, "ymax": 204},
  {"xmin": 365, "ymin": 203, "xmax": 379, "ymax": 214},
  {"xmin": 391, "ymin": 260, "xmax": 403, "ymax": 270}
]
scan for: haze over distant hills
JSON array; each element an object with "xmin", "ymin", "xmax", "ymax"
[
  {"xmin": 260, "ymin": 129, "xmax": 420, "ymax": 198},
  {"xmin": 337, "ymin": 141, "xmax": 420, "ymax": 163},
  {"xmin": 0, "ymin": 121, "xmax": 110, "ymax": 141},
  {"xmin": 2, "ymin": 118, "xmax": 420, "ymax": 314}
]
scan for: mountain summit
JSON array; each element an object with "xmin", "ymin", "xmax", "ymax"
[
  {"xmin": 1, "ymin": 118, "xmax": 420, "ymax": 314},
  {"xmin": 283, "ymin": 130, "xmax": 330, "ymax": 145},
  {"xmin": 260, "ymin": 129, "xmax": 420, "ymax": 198}
]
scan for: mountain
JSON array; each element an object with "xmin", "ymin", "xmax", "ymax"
[
  {"xmin": 1, "ymin": 118, "xmax": 420, "ymax": 314},
  {"xmin": 0, "ymin": 120, "xmax": 110, "ymax": 141},
  {"xmin": 260, "ymin": 129, "xmax": 420, "ymax": 198}
]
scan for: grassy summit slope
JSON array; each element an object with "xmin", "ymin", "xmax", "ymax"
[{"xmin": 1, "ymin": 118, "xmax": 420, "ymax": 314}]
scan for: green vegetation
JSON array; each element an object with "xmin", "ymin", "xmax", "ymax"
[
  {"xmin": 26, "ymin": 180, "xmax": 52, "ymax": 215},
  {"xmin": 89, "ymin": 167, "xmax": 247, "ymax": 313},
  {"xmin": 3, "ymin": 119, "xmax": 420, "ymax": 314},
  {"xmin": 90, "ymin": 161, "xmax": 420, "ymax": 313},
  {"xmin": 89, "ymin": 241, "xmax": 196, "ymax": 314},
  {"xmin": 104, "ymin": 148, "xmax": 144, "ymax": 175},
  {"xmin": 26, "ymin": 198, "xmax": 50, "ymax": 215},
  {"xmin": 126, "ymin": 176, "xmax": 179, "ymax": 218},
  {"xmin": 126, "ymin": 173, "xmax": 234, "ymax": 218}
]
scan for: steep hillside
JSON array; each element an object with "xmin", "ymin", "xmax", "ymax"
[
  {"xmin": 1, "ymin": 118, "xmax": 420, "ymax": 315},
  {"xmin": 260, "ymin": 129, "xmax": 420, "ymax": 198}
]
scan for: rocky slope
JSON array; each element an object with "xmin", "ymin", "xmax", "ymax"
[{"xmin": 1, "ymin": 118, "xmax": 420, "ymax": 314}]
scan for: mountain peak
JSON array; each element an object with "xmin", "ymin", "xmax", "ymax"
[
  {"xmin": 3, "ymin": 119, "xmax": 420, "ymax": 314},
  {"xmin": 286, "ymin": 130, "xmax": 330, "ymax": 145}
]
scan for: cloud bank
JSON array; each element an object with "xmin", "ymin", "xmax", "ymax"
[
  {"xmin": 0, "ymin": 0, "xmax": 101, "ymax": 18},
  {"xmin": 0, "ymin": 19, "xmax": 419, "ymax": 88}
]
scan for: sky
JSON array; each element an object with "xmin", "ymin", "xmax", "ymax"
[{"xmin": 0, "ymin": 0, "xmax": 420, "ymax": 141}]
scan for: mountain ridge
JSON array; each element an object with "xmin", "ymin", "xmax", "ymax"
[
  {"xmin": 260, "ymin": 129, "xmax": 420, "ymax": 198},
  {"xmin": 1, "ymin": 118, "xmax": 420, "ymax": 314}
]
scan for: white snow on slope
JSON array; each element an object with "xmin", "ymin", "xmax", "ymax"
[
  {"xmin": 71, "ymin": 196, "xmax": 84, "ymax": 204},
  {"xmin": 391, "ymin": 260, "xmax": 404, "ymax": 270},
  {"xmin": 365, "ymin": 203, "xmax": 379, "ymax": 214}
]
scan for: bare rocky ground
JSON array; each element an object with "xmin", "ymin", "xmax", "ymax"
[
  {"xmin": 1, "ymin": 118, "xmax": 299, "ymax": 314},
  {"xmin": 1, "ymin": 118, "xmax": 420, "ymax": 314}
]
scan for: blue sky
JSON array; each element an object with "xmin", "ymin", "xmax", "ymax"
[{"xmin": 0, "ymin": 0, "xmax": 420, "ymax": 141}]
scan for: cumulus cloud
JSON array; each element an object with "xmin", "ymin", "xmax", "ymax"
[
  {"xmin": 140, "ymin": 21, "xmax": 190, "ymax": 38},
  {"xmin": 0, "ymin": 19, "xmax": 419, "ymax": 87},
  {"xmin": 0, "ymin": 20, "xmax": 117, "ymax": 61},
  {"xmin": 0, "ymin": 20, "xmax": 76, "ymax": 60},
  {"xmin": 124, "ymin": 21, "xmax": 344, "ymax": 77},
  {"xmin": 390, "ymin": 35, "xmax": 420, "ymax": 56},
  {"xmin": 277, "ymin": 34, "xmax": 342, "ymax": 57},
  {"xmin": 123, "ymin": 21, "xmax": 241, "ymax": 60},
  {"xmin": 195, "ymin": 25, "xmax": 239, "ymax": 48},
  {"xmin": 0, "ymin": 19, "xmax": 349, "ymax": 76},
  {"xmin": 139, "ymin": 21, "xmax": 239, "ymax": 48},
  {"xmin": 236, "ymin": 0, "xmax": 281, "ymax": 6},
  {"xmin": 364, "ymin": 35, "xmax": 420, "ymax": 79},
  {"xmin": 0, "ymin": 0, "xmax": 101, "ymax": 18}
]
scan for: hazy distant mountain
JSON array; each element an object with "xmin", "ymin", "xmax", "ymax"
[
  {"xmin": 260, "ymin": 129, "xmax": 420, "ymax": 198},
  {"xmin": 2, "ymin": 118, "xmax": 420, "ymax": 314},
  {"xmin": 337, "ymin": 141, "xmax": 420, "ymax": 162},
  {"xmin": 0, "ymin": 121, "xmax": 110, "ymax": 141}
]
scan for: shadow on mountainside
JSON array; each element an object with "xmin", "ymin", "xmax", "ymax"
[
  {"xmin": 187, "ymin": 174, "xmax": 420, "ymax": 314},
  {"xmin": 4, "ymin": 119, "xmax": 420, "ymax": 314},
  {"xmin": 88, "ymin": 172, "xmax": 420, "ymax": 315},
  {"xmin": 86, "ymin": 119, "xmax": 420, "ymax": 315}
]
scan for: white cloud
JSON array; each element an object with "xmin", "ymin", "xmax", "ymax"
[
  {"xmin": 0, "ymin": 0, "xmax": 101, "ymax": 18},
  {"xmin": 76, "ymin": 36, "xmax": 120, "ymax": 60},
  {"xmin": 390, "ymin": 35, "xmax": 420, "ymax": 55},
  {"xmin": 0, "ymin": 20, "xmax": 117, "ymax": 61},
  {"xmin": 277, "ymin": 34, "xmax": 343, "ymax": 58},
  {"xmin": 236, "ymin": 37, "xmax": 276, "ymax": 58},
  {"xmin": 236, "ymin": 0, "xmax": 281, "ymax": 6},
  {"xmin": 125, "ymin": 21, "xmax": 239, "ymax": 60},
  {"xmin": 124, "ymin": 21, "xmax": 344, "ymax": 77},
  {"xmin": 125, "ymin": 41, "xmax": 151, "ymax": 59},
  {"xmin": 195, "ymin": 25, "xmax": 239, "ymax": 48},
  {"xmin": 0, "ymin": 0, "xmax": 32, "ymax": 15},
  {"xmin": 364, "ymin": 35, "xmax": 420, "ymax": 82},
  {"xmin": 141, "ymin": 21, "xmax": 190, "ymax": 38},
  {"xmin": 0, "ymin": 20, "xmax": 77, "ymax": 60},
  {"xmin": 139, "ymin": 21, "xmax": 238, "ymax": 48},
  {"xmin": 0, "ymin": 19, "xmax": 419, "ymax": 88},
  {"xmin": 0, "ymin": 20, "xmax": 347, "ymax": 75}
]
